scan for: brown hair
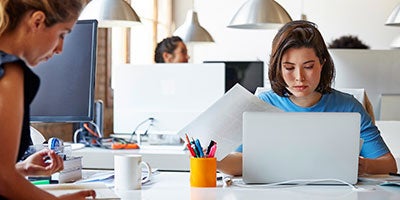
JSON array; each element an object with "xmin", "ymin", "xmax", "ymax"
[
  {"xmin": 268, "ymin": 20, "xmax": 335, "ymax": 96},
  {"xmin": 0, "ymin": 0, "xmax": 86, "ymax": 36},
  {"xmin": 154, "ymin": 36, "xmax": 184, "ymax": 63},
  {"xmin": 328, "ymin": 35, "xmax": 370, "ymax": 49}
]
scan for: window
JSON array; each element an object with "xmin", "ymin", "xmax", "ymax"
[{"xmin": 111, "ymin": 0, "xmax": 172, "ymax": 65}]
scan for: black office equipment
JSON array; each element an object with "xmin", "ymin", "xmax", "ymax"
[
  {"xmin": 204, "ymin": 61, "xmax": 264, "ymax": 94},
  {"xmin": 30, "ymin": 20, "xmax": 98, "ymax": 123}
]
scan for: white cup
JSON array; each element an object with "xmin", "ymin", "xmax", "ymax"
[{"xmin": 114, "ymin": 154, "xmax": 151, "ymax": 190}]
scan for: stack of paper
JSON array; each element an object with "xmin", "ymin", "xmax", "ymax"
[
  {"xmin": 53, "ymin": 156, "xmax": 83, "ymax": 183},
  {"xmin": 177, "ymin": 84, "xmax": 281, "ymax": 160}
]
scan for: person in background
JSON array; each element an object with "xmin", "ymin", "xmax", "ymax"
[
  {"xmin": 328, "ymin": 35, "xmax": 370, "ymax": 49},
  {"xmin": 217, "ymin": 20, "xmax": 397, "ymax": 176},
  {"xmin": 0, "ymin": 0, "xmax": 95, "ymax": 199},
  {"xmin": 328, "ymin": 35, "xmax": 375, "ymax": 124},
  {"xmin": 154, "ymin": 36, "xmax": 189, "ymax": 63}
]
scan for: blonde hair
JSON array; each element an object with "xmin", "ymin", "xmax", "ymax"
[
  {"xmin": 0, "ymin": 0, "xmax": 10, "ymax": 35},
  {"xmin": 0, "ymin": 0, "xmax": 86, "ymax": 36}
]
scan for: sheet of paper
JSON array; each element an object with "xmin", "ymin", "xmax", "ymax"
[
  {"xmin": 178, "ymin": 84, "xmax": 282, "ymax": 160},
  {"xmin": 75, "ymin": 169, "xmax": 160, "ymax": 187},
  {"xmin": 38, "ymin": 182, "xmax": 120, "ymax": 199}
]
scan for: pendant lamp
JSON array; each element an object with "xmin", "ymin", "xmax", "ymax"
[
  {"xmin": 386, "ymin": 3, "xmax": 400, "ymax": 26},
  {"xmin": 173, "ymin": 10, "xmax": 214, "ymax": 43},
  {"xmin": 300, "ymin": 0, "xmax": 307, "ymax": 20},
  {"xmin": 228, "ymin": 0, "xmax": 292, "ymax": 29},
  {"xmin": 79, "ymin": 0, "xmax": 141, "ymax": 27}
]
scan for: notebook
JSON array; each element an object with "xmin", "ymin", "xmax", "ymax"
[{"xmin": 242, "ymin": 112, "xmax": 360, "ymax": 185}]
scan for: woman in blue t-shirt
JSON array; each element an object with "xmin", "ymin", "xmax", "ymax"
[{"xmin": 217, "ymin": 20, "xmax": 397, "ymax": 176}]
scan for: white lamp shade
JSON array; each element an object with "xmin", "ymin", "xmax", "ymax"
[
  {"xmin": 386, "ymin": 3, "xmax": 400, "ymax": 26},
  {"xmin": 173, "ymin": 10, "xmax": 214, "ymax": 43},
  {"xmin": 228, "ymin": 0, "xmax": 292, "ymax": 29},
  {"xmin": 79, "ymin": 0, "xmax": 141, "ymax": 28}
]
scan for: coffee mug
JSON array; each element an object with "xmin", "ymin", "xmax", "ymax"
[{"xmin": 114, "ymin": 154, "xmax": 151, "ymax": 190}]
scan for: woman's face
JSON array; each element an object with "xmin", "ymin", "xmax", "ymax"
[
  {"xmin": 25, "ymin": 14, "xmax": 76, "ymax": 66},
  {"xmin": 166, "ymin": 41, "xmax": 189, "ymax": 63},
  {"xmin": 281, "ymin": 47, "xmax": 323, "ymax": 98}
]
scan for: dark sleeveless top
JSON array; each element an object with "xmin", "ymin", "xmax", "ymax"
[{"xmin": 0, "ymin": 51, "xmax": 40, "ymax": 161}]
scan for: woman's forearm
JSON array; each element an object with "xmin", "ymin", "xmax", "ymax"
[
  {"xmin": 217, "ymin": 152, "xmax": 243, "ymax": 176},
  {"xmin": 360, "ymin": 153, "xmax": 397, "ymax": 175}
]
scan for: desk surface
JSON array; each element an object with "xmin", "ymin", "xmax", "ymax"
[{"xmin": 96, "ymin": 171, "xmax": 400, "ymax": 200}]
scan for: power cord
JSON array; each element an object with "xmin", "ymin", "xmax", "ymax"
[
  {"xmin": 229, "ymin": 178, "xmax": 358, "ymax": 190},
  {"xmin": 73, "ymin": 121, "xmax": 102, "ymax": 146},
  {"xmin": 128, "ymin": 117, "xmax": 155, "ymax": 144},
  {"xmin": 89, "ymin": 121, "xmax": 103, "ymax": 138},
  {"xmin": 74, "ymin": 119, "xmax": 154, "ymax": 149},
  {"xmin": 73, "ymin": 127, "xmax": 84, "ymax": 143},
  {"xmin": 83, "ymin": 123, "xmax": 99, "ymax": 138}
]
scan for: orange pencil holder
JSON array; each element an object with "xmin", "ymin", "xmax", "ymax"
[{"xmin": 190, "ymin": 157, "xmax": 217, "ymax": 187}]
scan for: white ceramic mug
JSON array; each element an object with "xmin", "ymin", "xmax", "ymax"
[{"xmin": 114, "ymin": 154, "xmax": 151, "ymax": 190}]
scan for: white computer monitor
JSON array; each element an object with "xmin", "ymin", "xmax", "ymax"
[{"xmin": 113, "ymin": 63, "xmax": 225, "ymax": 135}]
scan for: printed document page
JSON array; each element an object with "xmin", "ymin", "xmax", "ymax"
[
  {"xmin": 38, "ymin": 182, "xmax": 120, "ymax": 199},
  {"xmin": 178, "ymin": 84, "xmax": 282, "ymax": 160}
]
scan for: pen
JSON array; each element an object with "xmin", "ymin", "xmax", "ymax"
[
  {"xmin": 194, "ymin": 139, "xmax": 204, "ymax": 158},
  {"xmin": 191, "ymin": 137, "xmax": 195, "ymax": 145},
  {"xmin": 186, "ymin": 143, "xmax": 196, "ymax": 157},
  {"xmin": 185, "ymin": 134, "xmax": 196, "ymax": 157},
  {"xmin": 208, "ymin": 144, "xmax": 217, "ymax": 158},
  {"xmin": 191, "ymin": 143, "xmax": 199, "ymax": 157},
  {"xmin": 206, "ymin": 140, "xmax": 216, "ymax": 155},
  {"xmin": 185, "ymin": 134, "xmax": 191, "ymax": 145}
]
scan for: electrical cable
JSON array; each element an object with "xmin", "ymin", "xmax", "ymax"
[
  {"xmin": 230, "ymin": 178, "xmax": 357, "ymax": 190},
  {"xmin": 128, "ymin": 117, "xmax": 155, "ymax": 143},
  {"xmin": 75, "ymin": 118, "xmax": 153, "ymax": 149},
  {"xmin": 83, "ymin": 123, "xmax": 99, "ymax": 138},
  {"xmin": 73, "ymin": 127, "xmax": 85, "ymax": 143},
  {"xmin": 88, "ymin": 121, "xmax": 102, "ymax": 138}
]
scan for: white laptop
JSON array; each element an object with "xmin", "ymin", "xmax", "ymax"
[{"xmin": 242, "ymin": 112, "xmax": 360, "ymax": 184}]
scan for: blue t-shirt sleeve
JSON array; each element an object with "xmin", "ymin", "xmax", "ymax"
[
  {"xmin": 235, "ymin": 144, "xmax": 243, "ymax": 153},
  {"xmin": 359, "ymin": 111, "xmax": 390, "ymax": 158},
  {"xmin": 351, "ymin": 99, "xmax": 390, "ymax": 158}
]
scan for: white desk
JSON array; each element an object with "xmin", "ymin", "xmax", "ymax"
[
  {"xmin": 72, "ymin": 146, "xmax": 190, "ymax": 171},
  {"xmin": 95, "ymin": 171, "xmax": 400, "ymax": 200},
  {"xmin": 376, "ymin": 121, "xmax": 400, "ymax": 171}
]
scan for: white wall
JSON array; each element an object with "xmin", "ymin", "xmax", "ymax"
[
  {"xmin": 331, "ymin": 49, "xmax": 400, "ymax": 120},
  {"xmin": 187, "ymin": 0, "xmax": 400, "ymax": 63}
]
